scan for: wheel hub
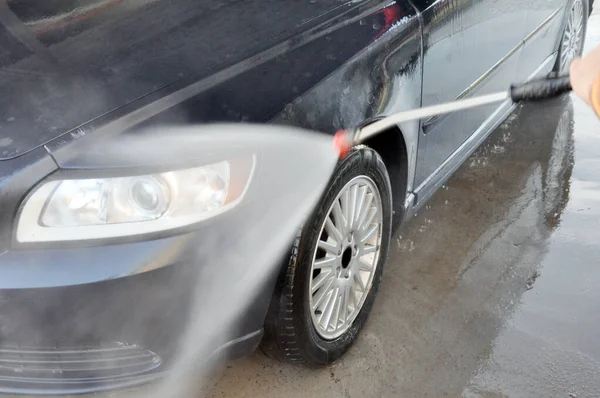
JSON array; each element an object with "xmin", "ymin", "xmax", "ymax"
[
  {"xmin": 308, "ymin": 176, "xmax": 383, "ymax": 340},
  {"xmin": 341, "ymin": 246, "xmax": 352, "ymax": 269}
]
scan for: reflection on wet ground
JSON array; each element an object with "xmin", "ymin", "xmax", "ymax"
[{"xmin": 213, "ymin": 9, "xmax": 600, "ymax": 398}]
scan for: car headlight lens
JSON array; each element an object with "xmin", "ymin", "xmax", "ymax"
[{"xmin": 16, "ymin": 158, "xmax": 254, "ymax": 243}]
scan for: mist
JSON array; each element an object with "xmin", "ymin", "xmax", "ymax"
[{"xmin": 11, "ymin": 125, "xmax": 338, "ymax": 397}]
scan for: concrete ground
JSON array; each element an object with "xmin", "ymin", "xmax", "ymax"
[{"xmin": 211, "ymin": 7, "xmax": 600, "ymax": 398}]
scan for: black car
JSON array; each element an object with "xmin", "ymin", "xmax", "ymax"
[{"xmin": 0, "ymin": 0, "xmax": 592, "ymax": 394}]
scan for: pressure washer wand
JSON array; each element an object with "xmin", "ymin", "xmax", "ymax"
[{"xmin": 333, "ymin": 75, "xmax": 573, "ymax": 157}]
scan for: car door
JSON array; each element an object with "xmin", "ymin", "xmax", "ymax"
[
  {"xmin": 411, "ymin": 0, "xmax": 528, "ymax": 196},
  {"xmin": 516, "ymin": 0, "xmax": 570, "ymax": 81}
]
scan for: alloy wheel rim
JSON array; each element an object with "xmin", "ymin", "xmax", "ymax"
[
  {"xmin": 560, "ymin": 0, "xmax": 585, "ymax": 74},
  {"xmin": 309, "ymin": 176, "xmax": 383, "ymax": 340}
]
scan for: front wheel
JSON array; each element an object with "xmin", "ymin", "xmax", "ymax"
[{"xmin": 261, "ymin": 146, "xmax": 392, "ymax": 365}]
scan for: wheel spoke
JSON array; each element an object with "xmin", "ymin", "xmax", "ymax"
[
  {"xmin": 361, "ymin": 245, "xmax": 377, "ymax": 256},
  {"xmin": 358, "ymin": 259, "xmax": 373, "ymax": 272},
  {"xmin": 561, "ymin": 53, "xmax": 569, "ymax": 71},
  {"xmin": 312, "ymin": 269, "xmax": 334, "ymax": 293},
  {"xmin": 313, "ymin": 276, "xmax": 335, "ymax": 309},
  {"xmin": 342, "ymin": 285, "xmax": 350, "ymax": 324},
  {"xmin": 356, "ymin": 192, "xmax": 373, "ymax": 232},
  {"xmin": 314, "ymin": 256, "xmax": 337, "ymax": 270},
  {"xmin": 353, "ymin": 185, "xmax": 368, "ymax": 227},
  {"xmin": 361, "ymin": 224, "xmax": 379, "ymax": 244},
  {"xmin": 347, "ymin": 184, "xmax": 358, "ymax": 230},
  {"xmin": 340, "ymin": 189, "xmax": 350, "ymax": 224},
  {"xmin": 575, "ymin": 25, "xmax": 583, "ymax": 42},
  {"xmin": 325, "ymin": 216, "xmax": 343, "ymax": 244},
  {"xmin": 331, "ymin": 291, "xmax": 342, "ymax": 330},
  {"xmin": 320, "ymin": 287, "xmax": 339, "ymax": 329},
  {"xmin": 350, "ymin": 286, "xmax": 358, "ymax": 309},
  {"xmin": 360, "ymin": 207, "xmax": 377, "ymax": 232},
  {"xmin": 354, "ymin": 273, "xmax": 366, "ymax": 292},
  {"xmin": 332, "ymin": 200, "xmax": 348, "ymax": 236},
  {"xmin": 318, "ymin": 239, "xmax": 338, "ymax": 254},
  {"xmin": 575, "ymin": 2, "xmax": 583, "ymax": 22}
]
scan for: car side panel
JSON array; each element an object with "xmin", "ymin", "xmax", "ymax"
[
  {"xmin": 516, "ymin": 0, "xmax": 572, "ymax": 81},
  {"xmin": 411, "ymin": 0, "xmax": 528, "ymax": 190}
]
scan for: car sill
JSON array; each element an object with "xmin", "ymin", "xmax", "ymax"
[
  {"xmin": 405, "ymin": 53, "xmax": 558, "ymax": 220},
  {"xmin": 422, "ymin": 6, "xmax": 564, "ymax": 130}
]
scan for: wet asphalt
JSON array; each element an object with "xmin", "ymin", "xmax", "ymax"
[{"xmin": 212, "ymin": 8, "xmax": 600, "ymax": 398}]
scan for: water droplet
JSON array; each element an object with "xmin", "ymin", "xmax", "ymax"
[{"xmin": 491, "ymin": 144, "xmax": 505, "ymax": 154}]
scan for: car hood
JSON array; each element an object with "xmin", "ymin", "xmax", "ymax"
[{"xmin": 0, "ymin": 0, "xmax": 346, "ymax": 160}]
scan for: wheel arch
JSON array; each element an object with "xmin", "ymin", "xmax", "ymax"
[{"xmin": 361, "ymin": 125, "xmax": 410, "ymax": 230}]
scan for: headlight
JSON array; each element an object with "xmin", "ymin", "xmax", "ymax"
[{"xmin": 16, "ymin": 158, "xmax": 254, "ymax": 243}]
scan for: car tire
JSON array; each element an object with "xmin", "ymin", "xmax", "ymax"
[
  {"xmin": 555, "ymin": 0, "xmax": 589, "ymax": 74},
  {"xmin": 261, "ymin": 146, "xmax": 392, "ymax": 366}
]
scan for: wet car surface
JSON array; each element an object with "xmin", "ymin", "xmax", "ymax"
[
  {"xmin": 0, "ymin": 0, "xmax": 587, "ymax": 392},
  {"xmin": 202, "ymin": 8, "xmax": 600, "ymax": 398}
]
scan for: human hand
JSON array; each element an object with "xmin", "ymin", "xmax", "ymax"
[{"xmin": 570, "ymin": 44, "xmax": 600, "ymax": 109}]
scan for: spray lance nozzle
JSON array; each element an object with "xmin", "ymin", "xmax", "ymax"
[{"xmin": 333, "ymin": 129, "xmax": 354, "ymax": 158}]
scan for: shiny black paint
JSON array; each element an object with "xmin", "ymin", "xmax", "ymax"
[
  {"xmin": 0, "ymin": 0, "xmax": 418, "ymax": 161},
  {"xmin": 416, "ymin": 0, "xmax": 525, "ymax": 186},
  {"xmin": 517, "ymin": 0, "xmax": 566, "ymax": 81},
  {"xmin": 412, "ymin": 0, "xmax": 569, "ymax": 200},
  {"xmin": 39, "ymin": 0, "xmax": 423, "ymax": 233}
]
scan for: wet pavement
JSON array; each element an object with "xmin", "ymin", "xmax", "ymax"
[{"xmin": 211, "ymin": 8, "xmax": 600, "ymax": 398}]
